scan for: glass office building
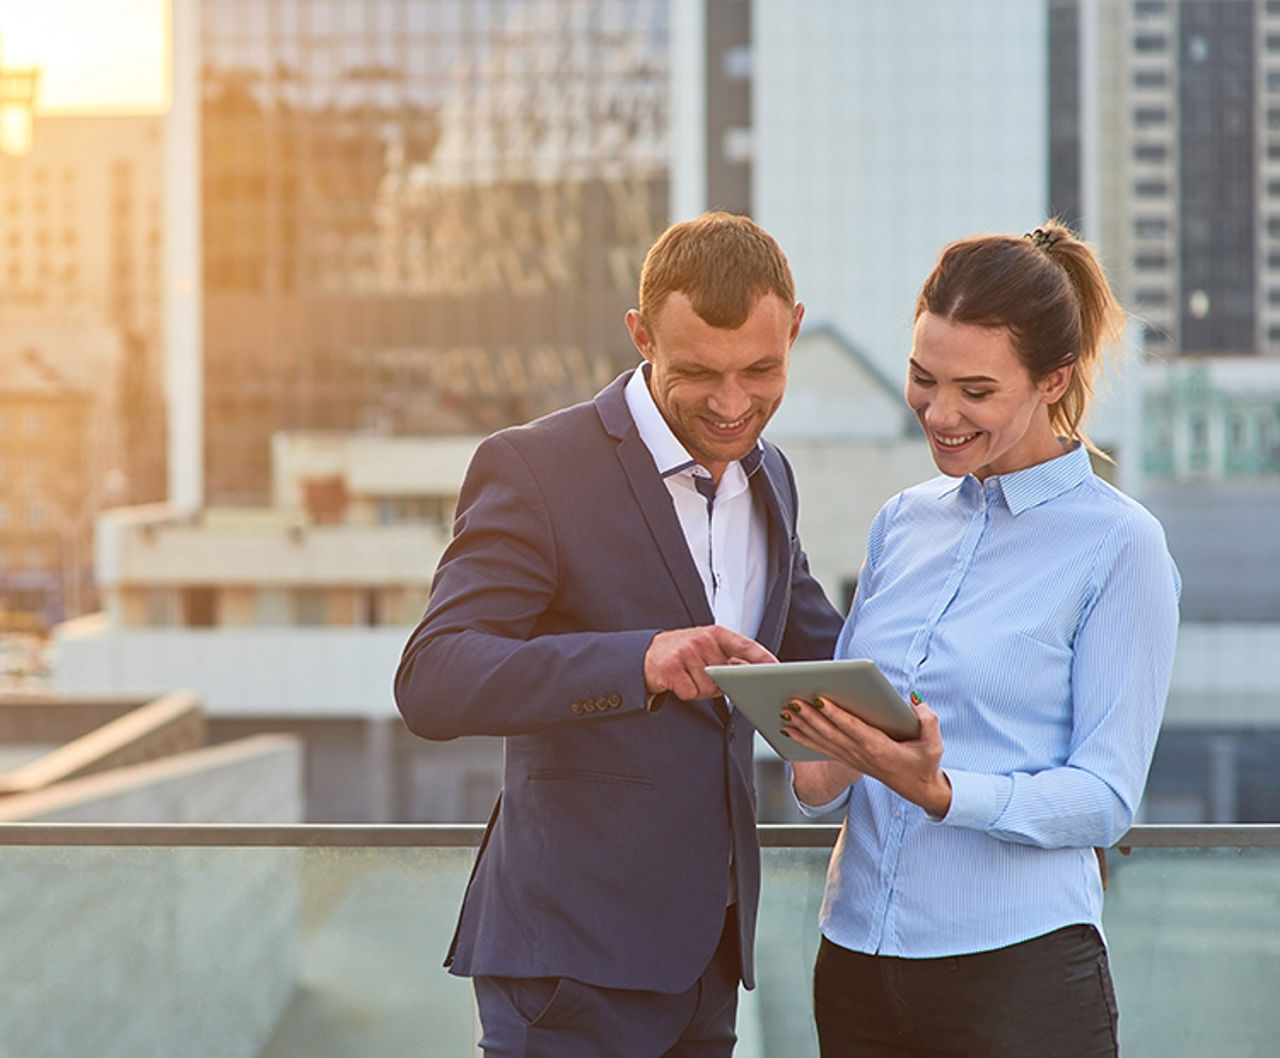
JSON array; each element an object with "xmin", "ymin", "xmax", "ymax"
[{"xmin": 196, "ymin": 0, "xmax": 670, "ymax": 501}]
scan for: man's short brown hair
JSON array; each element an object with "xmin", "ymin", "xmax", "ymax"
[{"xmin": 638, "ymin": 212, "xmax": 796, "ymax": 331}]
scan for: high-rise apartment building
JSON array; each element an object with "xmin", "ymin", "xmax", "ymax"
[
  {"xmin": 0, "ymin": 349, "xmax": 92, "ymax": 624},
  {"xmin": 1051, "ymin": 0, "xmax": 1280, "ymax": 358},
  {"xmin": 171, "ymin": 0, "xmax": 671, "ymax": 503},
  {"xmin": 0, "ymin": 115, "xmax": 167, "ymax": 505}
]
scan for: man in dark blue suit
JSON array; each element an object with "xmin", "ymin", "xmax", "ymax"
[{"xmin": 395, "ymin": 212, "xmax": 842, "ymax": 1056}]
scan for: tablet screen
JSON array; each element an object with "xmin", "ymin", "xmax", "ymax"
[{"xmin": 706, "ymin": 659, "xmax": 919, "ymax": 762}]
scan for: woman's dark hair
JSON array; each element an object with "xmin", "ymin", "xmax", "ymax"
[{"xmin": 914, "ymin": 219, "xmax": 1124, "ymax": 448}]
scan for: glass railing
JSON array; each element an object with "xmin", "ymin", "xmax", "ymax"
[{"xmin": 0, "ymin": 824, "xmax": 1275, "ymax": 1058}]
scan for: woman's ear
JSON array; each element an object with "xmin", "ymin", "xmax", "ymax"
[{"xmin": 1039, "ymin": 363, "xmax": 1074, "ymax": 405}]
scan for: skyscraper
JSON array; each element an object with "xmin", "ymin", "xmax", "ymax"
[{"xmin": 1051, "ymin": 0, "xmax": 1280, "ymax": 358}]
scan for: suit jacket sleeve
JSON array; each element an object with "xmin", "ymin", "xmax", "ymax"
[{"xmin": 394, "ymin": 432, "xmax": 658, "ymax": 740}]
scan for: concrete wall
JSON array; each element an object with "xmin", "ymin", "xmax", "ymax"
[
  {"xmin": 53, "ymin": 625, "xmax": 409, "ymax": 717},
  {"xmin": 0, "ymin": 841, "xmax": 300, "ymax": 1058},
  {"xmin": 0, "ymin": 733, "xmax": 304, "ymax": 823},
  {"xmin": 0, "ymin": 735, "xmax": 304, "ymax": 1058}
]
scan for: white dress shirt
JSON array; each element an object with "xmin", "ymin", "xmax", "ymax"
[{"xmin": 624, "ymin": 364, "xmax": 768, "ymax": 639}]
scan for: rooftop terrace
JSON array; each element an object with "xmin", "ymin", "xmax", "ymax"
[{"xmin": 1, "ymin": 822, "xmax": 1276, "ymax": 1057}]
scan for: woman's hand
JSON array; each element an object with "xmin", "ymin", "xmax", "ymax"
[
  {"xmin": 783, "ymin": 693, "xmax": 952, "ymax": 818},
  {"xmin": 791, "ymin": 758, "xmax": 862, "ymax": 808}
]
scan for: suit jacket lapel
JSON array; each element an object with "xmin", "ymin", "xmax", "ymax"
[
  {"xmin": 597, "ymin": 374, "xmax": 715, "ymax": 628},
  {"xmin": 749, "ymin": 446, "xmax": 795, "ymax": 653}
]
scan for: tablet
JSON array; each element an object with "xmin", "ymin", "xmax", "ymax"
[{"xmin": 705, "ymin": 659, "xmax": 920, "ymax": 762}]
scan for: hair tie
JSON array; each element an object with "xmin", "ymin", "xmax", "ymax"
[{"xmin": 1027, "ymin": 227, "xmax": 1062, "ymax": 254}]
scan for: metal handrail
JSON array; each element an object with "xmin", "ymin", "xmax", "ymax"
[{"xmin": 0, "ymin": 823, "xmax": 1277, "ymax": 847}]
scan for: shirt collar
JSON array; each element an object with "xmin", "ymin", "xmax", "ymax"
[
  {"xmin": 940, "ymin": 441, "xmax": 1093, "ymax": 515},
  {"xmin": 623, "ymin": 363, "xmax": 764, "ymax": 479}
]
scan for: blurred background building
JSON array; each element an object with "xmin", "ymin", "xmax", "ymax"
[
  {"xmin": 0, "ymin": 0, "xmax": 1277, "ymax": 827},
  {"xmin": 1049, "ymin": 0, "xmax": 1280, "ymax": 360},
  {"xmin": 0, "ymin": 75, "xmax": 167, "ymax": 627},
  {"xmin": 178, "ymin": 0, "xmax": 671, "ymax": 505}
]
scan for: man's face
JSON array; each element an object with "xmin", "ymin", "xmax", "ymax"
[{"xmin": 626, "ymin": 292, "xmax": 803, "ymax": 483}]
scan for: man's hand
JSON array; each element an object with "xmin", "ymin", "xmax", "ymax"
[{"xmin": 643, "ymin": 625, "xmax": 777, "ymax": 702}]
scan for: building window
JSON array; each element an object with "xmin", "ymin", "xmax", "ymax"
[
  {"xmin": 1135, "ymin": 288, "xmax": 1170, "ymax": 306},
  {"xmin": 1134, "ymin": 33, "xmax": 1168, "ymax": 53},
  {"xmin": 1134, "ymin": 143, "xmax": 1168, "ymax": 163},
  {"xmin": 1134, "ymin": 69, "xmax": 1167, "ymax": 89},
  {"xmin": 1268, "ymin": 289, "xmax": 1280, "ymax": 306},
  {"xmin": 1268, "ymin": 35, "xmax": 1280, "ymax": 51},
  {"xmin": 255, "ymin": 589, "xmax": 291, "ymax": 625},
  {"xmin": 377, "ymin": 495, "xmax": 453, "ymax": 530},
  {"xmin": 143, "ymin": 589, "xmax": 180, "ymax": 626},
  {"xmin": 1229, "ymin": 415, "xmax": 1248, "ymax": 452},
  {"xmin": 1135, "ymin": 217, "xmax": 1169, "ymax": 237},
  {"xmin": 1190, "ymin": 415, "xmax": 1208, "ymax": 453},
  {"xmin": 25, "ymin": 501, "xmax": 43, "ymax": 528},
  {"xmin": 1135, "ymin": 179, "xmax": 1169, "ymax": 197},
  {"xmin": 1268, "ymin": 218, "xmax": 1280, "ymax": 238},
  {"xmin": 1134, "ymin": 106, "xmax": 1168, "ymax": 128},
  {"xmin": 1134, "ymin": 252, "xmax": 1169, "ymax": 270},
  {"xmin": 722, "ymin": 45, "xmax": 751, "ymax": 80},
  {"xmin": 181, "ymin": 587, "xmax": 218, "ymax": 628},
  {"xmin": 294, "ymin": 589, "xmax": 328, "ymax": 626}
]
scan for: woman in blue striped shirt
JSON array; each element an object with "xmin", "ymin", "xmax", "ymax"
[{"xmin": 783, "ymin": 222, "xmax": 1181, "ymax": 1058}]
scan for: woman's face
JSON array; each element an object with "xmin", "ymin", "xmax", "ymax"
[{"xmin": 905, "ymin": 312, "xmax": 1072, "ymax": 481}]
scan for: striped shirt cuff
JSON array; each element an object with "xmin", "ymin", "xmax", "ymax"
[
  {"xmin": 785, "ymin": 762, "xmax": 853, "ymax": 816},
  {"xmin": 932, "ymin": 768, "xmax": 1009, "ymax": 829}
]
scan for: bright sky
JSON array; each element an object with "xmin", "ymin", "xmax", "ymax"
[{"xmin": 0, "ymin": 0, "xmax": 168, "ymax": 113}]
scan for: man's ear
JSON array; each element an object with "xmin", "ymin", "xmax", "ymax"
[
  {"xmin": 625, "ymin": 309, "xmax": 654, "ymax": 362},
  {"xmin": 789, "ymin": 302, "xmax": 806, "ymax": 347}
]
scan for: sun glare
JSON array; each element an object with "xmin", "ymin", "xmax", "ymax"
[{"xmin": 0, "ymin": 0, "xmax": 167, "ymax": 113}]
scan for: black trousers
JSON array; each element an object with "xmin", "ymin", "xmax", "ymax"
[{"xmin": 813, "ymin": 925, "xmax": 1119, "ymax": 1058}]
